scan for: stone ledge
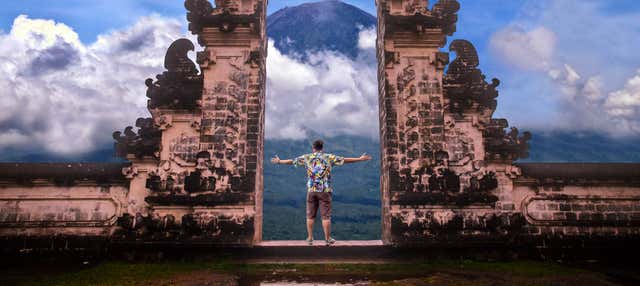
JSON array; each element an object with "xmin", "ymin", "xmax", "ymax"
[
  {"xmin": 516, "ymin": 163, "xmax": 640, "ymax": 180},
  {"xmin": 0, "ymin": 162, "xmax": 129, "ymax": 182},
  {"xmin": 256, "ymin": 240, "xmax": 383, "ymax": 247}
]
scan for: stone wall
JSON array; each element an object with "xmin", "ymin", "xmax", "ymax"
[
  {"xmin": 114, "ymin": 0, "xmax": 267, "ymax": 245},
  {"xmin": 0, "ymin": 0, "xmax": 268, "ymax": 248},
  {"xmin": 0, "ymin": 163, "xmax": 128, "ymax": 244},
  {"xmin": 376, "ymin": 0, "xmax": 640, "ymax": 246},
  {"xmin": 515, "ymin": 163, "xmax": 640, "ymax": 241}
]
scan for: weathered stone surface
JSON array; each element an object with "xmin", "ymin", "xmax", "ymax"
[
  {"xmin": 2, "ymin": 0, "xmax": 268, "ymax": 246},
  {"xmin": 0, "ymin": 165, "xmax": 129, "ymax": 237},
  {"xmin": 185, "ymin": 0, "xmax": 265, "ymax": 44},
  {"xmin": 114, "ymin": 209, "xmax": 254, "ymax": 243},
  {"xmin": 444, "ymin": 39, "xmax": 499, "ymax": 114},
  {"xmin": 113, "ymin": 117, "xmax": 162, "ymax": 159},
  {"xmin": 145, "ymin": 38, "xmax": 203, "ymax": 110},
  {"xmin": 123, "ymin": 0, "xmax": 267, "ymax": 244},
  {"xmin": 377, "ymin": 0, "xmax": 640, "ymax": 246},
  {"xmin": 0, "ymin": 163, "xmax": 128, "ymax": 184},
  {"xmin": 484, "ymin": 119, "xmax": 531, "ymax": 162},
  {"xmin": 378, "ymin": 0, "xmax": 506, "ymax": 243}
]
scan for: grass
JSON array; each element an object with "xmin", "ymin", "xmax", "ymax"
[
  {"xmin": 0, "ymin": 259, "xmax": 607, "ymax": 286},
  {"xmin": 2, "ymin": 261, "xmax": 209, "ymax": 286}
]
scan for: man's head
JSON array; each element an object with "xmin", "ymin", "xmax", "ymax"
[{"xmin": 312, "ymin": 139, "xmax": 324, "ymax": 152}]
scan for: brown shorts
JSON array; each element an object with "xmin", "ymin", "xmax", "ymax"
[{"xmin": 306, "ymin": 192, "xmax": 332, "ymax": 220}]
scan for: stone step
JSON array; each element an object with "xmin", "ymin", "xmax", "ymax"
[
  {"xmin": 256, "ymin": 240, "xmax": 384, "ymax": 247},
  {"xmin": 251, "ymin": 240, "xmax": 391, "ymax": 261}
]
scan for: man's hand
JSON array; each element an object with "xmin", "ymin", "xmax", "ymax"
[
  {"xmin": 344, "ymin": 153, "xmax": 373, "ymax": 164},
  {"xmin": 271, "ymin": 155, "xmax": 294, "ymax": 165},
  {"xmin": 359, "ymin": 153, "xmax": 372, "ymax": 161}
]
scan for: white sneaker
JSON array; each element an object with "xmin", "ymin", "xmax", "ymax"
[{"xmin": 325, "ymin": 237, "xmax": 336, "ymax": 246}]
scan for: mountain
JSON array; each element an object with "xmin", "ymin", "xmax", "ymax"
[
  {"xmin": 267, "ymin": 0, "xmax": 376, "ymax": 59},
  {"xmin": 521, "ymin": 131, "xmax": 640, "ymax": 163},
  {"xmin": 0, "ymin": 147, "xmax": 122, "ymax": 163}
]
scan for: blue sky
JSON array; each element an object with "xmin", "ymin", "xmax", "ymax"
[
  {"xmin": 0, "ymin": 0, "xmax": 639, "ymax": 156},
  {"xmin": 0, "ymin": 0, "xmax": 377, "ymax": 42},
  {"xmin": 7, "ymin": 0, "xmax": 542, "ymax": 42}
]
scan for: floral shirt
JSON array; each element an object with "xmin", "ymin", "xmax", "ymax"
[{"xmin": 293, "ymin": 152, "xmax": 345, "ymax": 193}]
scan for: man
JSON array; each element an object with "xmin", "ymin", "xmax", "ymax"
[{"xmin": 270, "ymin": 139, "xmax": 372, "ymax": 246}]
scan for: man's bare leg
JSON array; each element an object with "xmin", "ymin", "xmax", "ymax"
[
  {"xmin": 322, "ymin": 219, "xmax": 331, "ymax": 241},
  {"xmin": 306, "ymin": 219, "xmax": 314, "ymax": 240}
]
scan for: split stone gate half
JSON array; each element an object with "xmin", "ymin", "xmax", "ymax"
[{"xmin": 1, "ymin": 0, "xmax": 640, "ymax": 249}]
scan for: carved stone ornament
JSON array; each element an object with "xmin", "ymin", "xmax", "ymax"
[
  {"xmin": 434, "ymin": 52, "xmax": 450, "ymax": 70},
  {"xmin": 146, "ymin": 39, "xmax": 203, "ymax": 111},
  {"xmin": 245, "ymin": 50, "xmax": 261, "ymax": 68},
  {"xmin": 168, "ymin": 133, "xmax": 199, "ymax": 167},
  {"xmin": 385, "ymin": 50, "xmax": 400, "ymax": 68},
  {"xmin": 505, "ymin": 165, "xmax": 522, "ymax": 178},
  {"xmin": 431, "ymin": 0, "xmax": 461, "ymax": 35},
  {"xmin": 484, "ymin": 119, "xmax": 532, "ymax": 162},
  {"xmin": 197, "ymin": 50, "xmax": 214, "ymax": 68},
  {"xmin": 122, "ymin": 166, "xmax": 139, "ymax": 179},
  {"xmin": 115, "ymin": 211, "xmax": 254, "ymax": 243},
  {"xmin": 385, "ymin": 0, "xmax": 460, "ymax": 36},
  {"xmin": 191, "ymin": 118, "xmax": 202, "ymax": 131},
  {"xmin": 113, "ymin": 117, "xmax": 162, "ymax": 159},
  {"xmin": 444, "ymin": 39, "xmax": 500, "ymax": 115},
  {"xmin": 185, "ymin": 0, "xmax": 214, "ymax": 34},
  {"xmin": 406, "ymin": 0, "xmax": 429, "ymax": 15},
  {"xmin": 154, "ymin": 114, "xmax": 173, "ymax": 130},
  {"xmin": 185, "ymin": 0, "xmax": 261, "ymax": 38}
]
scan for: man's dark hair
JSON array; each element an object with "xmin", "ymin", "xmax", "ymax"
[{"xmin": 312, "ymin": 139, "xmax": 324, "ymax": 151}]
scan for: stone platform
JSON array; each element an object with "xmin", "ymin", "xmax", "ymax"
[
  {"xmin": 105, "ymin": 240, "xmax": 392, "ymax": 261},
  {"xmin": 256, "ymin": 240, "xmax": 384, "ymax": 247},
  {"xmin": 251, "ymin": 240, "xmax": 389, "ymax": 263}
]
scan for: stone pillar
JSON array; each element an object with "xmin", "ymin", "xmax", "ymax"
[
  {"xmin": 113, "ymin": 0, "xmax": 267, "ymax": 245},
  {"xmin": 377, "ymin": 0, "xmax": 461, "ymax": 244},
  {"xmin": 377, "ymin": 0, "xmax": 532, "ymax": 245},
  {"xmin": 186, "ymin": 0, "xmax": 267, "ymax": 243}
]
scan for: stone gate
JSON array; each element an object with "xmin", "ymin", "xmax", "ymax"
[
  {"xmin": 376, "ymin": 0, "xmax": 640, "ymax": 245},
  {"xmin": 1, "ymin": 0, "xmax": 640, "ymax": 250}
]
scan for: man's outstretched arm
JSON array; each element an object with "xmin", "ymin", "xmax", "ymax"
[
  {"xmin": 343, "ymin": 153, "xmax": 372, "ymax": 164},
  {"xmin": 271, "ymin": 155, "xmax": 293, "ymax": 165}
]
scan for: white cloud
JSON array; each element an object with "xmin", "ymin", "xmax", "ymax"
[
  {"xmin": 546, "ymin": 64, "xmax": 640, "ymax": 135},
  {"xmin": 0, "ymin": 14, "xmax": 189, "ymax": 155},
  {"xmin": 489, "ymin": 25, "xmax": 556, "ymax": 71},
  {"xmin": 548, "ymin": 64, "xmax": 595, "ymax": 101},
  {"xmin": 0, "ymin": 129, "xmax": 30, "ymax": 148},
  {"xmin": 487, "ymin": 1, "xmax": 640, "ymax": 136},
  {"xmin": 490, "ymin": 20, "xmax": 640, "ymax": 136},
  {"xmin": 357, "ymin": 27, "xmax": 376, "ymax": 50},
  {"xmin": 545, "ymin": 64, "xmax": 603, "ymax": 130},
  {"xmin": 8, "ymin": 15, "xmax": 83, "ymax": 50},
  {"xmin": 266, "ymin": 40, "xmax": 319, "ymax": 92},
  {"xmin": 265, "ymin": 31, "xmax": 379, "ymax": 140},
  {"xmin": 605, "ymin": 70, "xmax": 640, "ymax": 128},
  {"xmin": 0, "ymin": 13, "xmax": 379, "ymax": 156}
]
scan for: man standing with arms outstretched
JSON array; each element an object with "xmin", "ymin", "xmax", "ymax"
[{"xmin": 270, "ymin": 139, "xmax": 372, "ymax": 246}]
